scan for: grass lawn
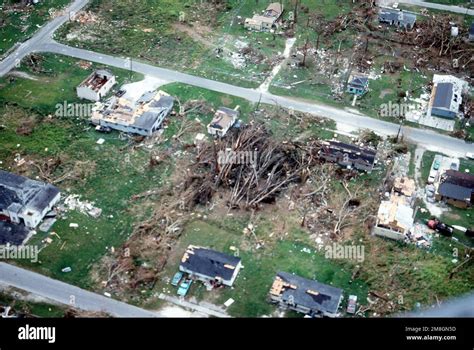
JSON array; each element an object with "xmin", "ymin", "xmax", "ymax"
[
  {"xmin": 0, "ymin": 291, "xmax": 65, "ymax": 317},
  {"xmin": 0, "ymin": 0, "xmax": 71, "ymax": 56},
  {"xmin": 153, "ymin": 219, "xmax": 369, "ymax": 317}
]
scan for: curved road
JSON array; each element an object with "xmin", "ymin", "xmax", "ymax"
[{"xmin": 0, "ymin": 262, "xmax": 161, "ymax": 317}]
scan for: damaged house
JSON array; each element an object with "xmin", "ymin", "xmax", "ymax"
[
  {"xmin": 179, "ymin": 245, "xmax": 242, "ymax": 287},
  {"xmin": 91, "ymin": 90, "xmax": 174, "ymax": 136},
  {"xmin": 0, "ymin": 170, "xmax": 60, "ymax": 229},
  {"xmin": 269, "ymin": 272, "xmax": 343, "ymax": 318},
  {"xmin": 373, "ymin": 177, "xmax": 416, "ymax": 241},
  {"xmin": 347, "ymin": 74, "xmax": 369, "ymax": 96},
  {"xmin": 244, "ymin": 2, "xmax": 284, "ymax": 31},
  {"xmin": 319, "ymin": 141, "xmax": 377, "ymax": 172},
  {"xmin": 436, "ymin": 170, "xmax": 474, "ymax": 209},
  {"xmin": 207, "ymin": 106, "xmax": 239, "ymax": 138},
  {"xmin": 77, "ymin": 69, "xmax": 116, "ymax": 102},
  {"xmin": 378, "ymin": 8, "xmax": 416, "ymax": 30}
]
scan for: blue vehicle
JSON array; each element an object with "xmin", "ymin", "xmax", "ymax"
[
  {"xmin": 171, "ymin": 272, "xmax": 184, "ymax": 286},
  {"xmin": 177, "ymin": 278, "xmax": 193, "ymax": 297}
]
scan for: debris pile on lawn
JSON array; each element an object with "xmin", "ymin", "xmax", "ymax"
[
  {"xmin": 61, "ymin": 194, "xmax": 102, "ymax": 218},
  {"xmin": 182, "ymin": 124, "xmax": 322, "ymax": 209}
]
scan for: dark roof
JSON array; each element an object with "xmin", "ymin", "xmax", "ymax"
[
  {"xmin": 379, "ymin": 8, "xmax": 416, "ymax": 27},
  {"xmin": 438, "ymin": 183, "xmax": 473, "ymax": 202},
  {"xmin": 324, "ymin": 141, "xmax": 377, "ymax": 165},
  {"xmin": 470, "ymin": 22, "xmax": 474, "ymax": 35},
  {"xmin": 180, "ymin": 246, "xmax": 241, "ymax": 282},
  {"xmin": 276, "ymin": 272, "xmax": 343, "ymax": 315},
  {"xmin": 0, "ymin": 170, "xmax": 60, "ymax": 213},
  {"xmin": 349, "ymin": 76, "xmax": 368, "ymax": 89},
  {"xmin": 438, "ymin": 170, "xmax": 474, "ymax": 202},
  {"xmin": 433, "ymin": 83, "xmax": 454, "ymax": 110},
  {"xmin": 0, "ymin": 221, "xmax": 30, "ymax": 246}
]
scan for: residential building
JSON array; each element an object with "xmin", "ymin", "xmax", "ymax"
[
  {"xmin": 373, "ymin": 177, "xmax": 416, "ymax": 241},
  {"xmin": 436, "ymin": 170, "xmax": 474, "ymax": 209},
  {"xmin": 0, "ymin": 170, "xmax": 60, "ymax": 229},
  {"xmin": 347, "ymin": 74, "xmax": 369, "ymax": 95},
  {"xmin": 269, "ymin": 272, "xmax": 343, "ymax": 318},
  {"xmin": 179, "ymin": 245, "xmax": 242, "ymax": 287},
  {"xmin": 429, "ymin": 82, "xmax": 460, "ymax": 119},
  {"xmin": 378, "ymin": 8, "xmax": 416, "ymax": 30},
  {"xmin": 319, "ymin": 141, "xmax": 377, "ymax": 172},
  {"xmin": 91, "ymin": 90, "xmax": 174, "ymax": 136},
  {"xmin": 469, "ymin": 22, "xmax": 474, "ymax": 42},
  {"xmin": 207, "ymin": 107, "xmax": 239, "ymax": 138},
  {"xmin": 244, "ymin": 3, "xmax": 284, "ymax": 31},
  {"xmin": 77, "ymin": 69, "xmax": 116, "ymax": 102}
]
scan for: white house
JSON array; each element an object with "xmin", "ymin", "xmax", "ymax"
[
  {"xmin": 207, "ymin": 107, "xmax": 239, "ymax": 138},
  {"xmin": 0, "ymin": 170, "xmax": 60, "ymax": 229},
  {"xmin": 77, "ymin": 69, "xmax": 116, "ymax": 102}
]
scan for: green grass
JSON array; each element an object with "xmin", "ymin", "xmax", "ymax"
[
  {"xmin": 154, "ymin": 219, "xmax": 369, "ymax": 317},
  {"xmin": 0, "ymin": 0, "xmax": 71, "ymax": 56},
  {"xmin": 0, "ymin": 292, "xmax": 65, "ymax": 317}
]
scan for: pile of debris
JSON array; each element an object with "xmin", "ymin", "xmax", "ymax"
[
  {"xmin": 61, "ymin": 194, "xmax": 102, "ymax": 218},
  {"xmin": 182, "ymin": 124, "xmax": 322, "ymax": 209}
]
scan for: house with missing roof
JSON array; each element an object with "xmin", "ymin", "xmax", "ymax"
[
  {"xmin": 378, "ymin": 8, "xmax": 416, "ymax": 30},
  {"xmin": 347, "ymin": 74, "xmax": 369, "ymax": 96},
  {"xmin": 179, "ymin": 245, "xmax": 242, "ymax": 287},
  {"xmin": 0, "ymin": 170, "xmax": 60, "ymax": 230},
  {"xmin": 373, "ymin": 177, "xmax": 416, "ymax": 241},
  {"xmin": 269, "ymin": 272, "xmax": 343, "ymax": 318},
  {"xmin": 435, "ymin": 170, "xmax": 474, "ymax": 209},
  {"xmin": 244, "ymin": 2, "xmax": 284, "ymax": 31},
  {"xmin": 91, "ymin": 90, "xmax": 174, "ymax": 136},
  {"xmin": 207, "ymin": 106, "xmax": 239, "ymax": 138},
  {"xmin": 319, "ymin": 141, "xmax": 377, "ymax": 173},
  {"xmin": 77, "ymin": 69, "xmax": 116, "ymax": 102}
]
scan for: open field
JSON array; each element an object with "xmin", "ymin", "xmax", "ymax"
[{"xmin": 0, "ymin": 0, "xmax": 71, "ymax": 56}]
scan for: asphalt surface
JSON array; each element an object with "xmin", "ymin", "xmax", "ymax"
[
  {"xmin": 379, "ymin": 0, "xmax": 474, "ymax": 15},
  {"xmin": 0, "ymin": 262, "xmax": 161, "ymax": 317},
  {"xmin": 39, "ymin": 41, "xmax": 474, "ymax": 157}
]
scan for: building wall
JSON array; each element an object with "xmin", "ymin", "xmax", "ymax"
[
  {"xmin": 431, "ymin": 107, "xmax": 457, "ymax": 119},
  {"xmin": 77, "ymin": 86, "xmax": 100, "ymax": 102},
  {"xmin": 372, "ymin": 225, "xmax": 406, "ymax": 241},
  {"xmin": 21, "ymin": 191, "xmax": 61, "ymax": 228},
  {"xmin": 435, "ymin": 194, "xmax": 469, "ymax": 209}
]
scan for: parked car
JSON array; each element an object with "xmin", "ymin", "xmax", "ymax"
[
  {"xmin": 427, "ymin": 174, "xmax": 436, "ymax": 184},
  {"xmin": 177, "ymin": 278, "xmax": 193, "ymax": 297},
  {"xmin": 433, "ymin": 159, "xmax": 441, "ymax": 170},
  {"xmin": 347, "ymin": 295, "xmax": 358, "ymax": 314},
  {"xmin": 95, "ymin": 125, "xmax": 112, "ymax": 133},
  {"xmin": 466, "ymin": 152, "xmax": 474, "ymax": 160},
  {"xmin": 171, "ymin": 272, "xmax": 184, "ymax": 287},
  {"xmin": 450, "ymin": 162, "xmax": 458, "ymax": 170}
]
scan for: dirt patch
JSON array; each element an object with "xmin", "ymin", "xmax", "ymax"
[{"xmin": 172, "ymin": 22, "xmax": 214, "ymax": 48}]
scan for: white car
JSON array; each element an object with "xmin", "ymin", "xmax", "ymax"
[{"xmin": 466, "ymin": 152, "xmax": 474, "ymax": 160}]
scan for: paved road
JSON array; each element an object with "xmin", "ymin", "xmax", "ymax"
[
  {"xmin": 379, "ymin": 0, "xmax": 474, "ymax": 15},
  {"xmin": 0, "ymin": 0, "xmax": 90, "ymax": 77},
  {"xmin": 0, "ymin": 0, "xmax": 473, "ymax": 159},
  {"xmin": 0, "ymin": 263, "xmax": 162, "ymax": 317},
  {"xmin": 39, "ymin": 41, "xmax": 474, "ymax": 157}
]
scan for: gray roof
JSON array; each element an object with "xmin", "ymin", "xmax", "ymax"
[
  {"xmin": 379, "ymin": 8, "xmax": 416, "ymax": 28},
  {"xmin": 438, "ymin": 182, "xmax": 473, "ymax": 202},
  {"xmin": 0, "ymin": 221, "xmax": 30, "ymax": 246},
  {"xmin": 180, "ymin": 246, "xmax": 241, "ymax": 282},
  {"xmin": 433, "ymin": 83, "xmax": 454, "ymax": 110},
  {"xmin": 133, "ymin": 95, "xmax": 174, "ymax": 130},
  {"xmin": 0, "ymin": 170, "xmax": 60, "ymax": 213},
  {"xmin": 217, "ymin": 107, "xmax": 239, "ymax": 118},
  {"xmin": 348, "ymin": 76, "xmax": 368, "ymax": 89},
  {"xmin": 470, "ymin": 22, "xmax": 474, "ymax": 35},
  {"xmin": 276, "ymin": 271, "xmax": 343, "ymax": 315}
]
